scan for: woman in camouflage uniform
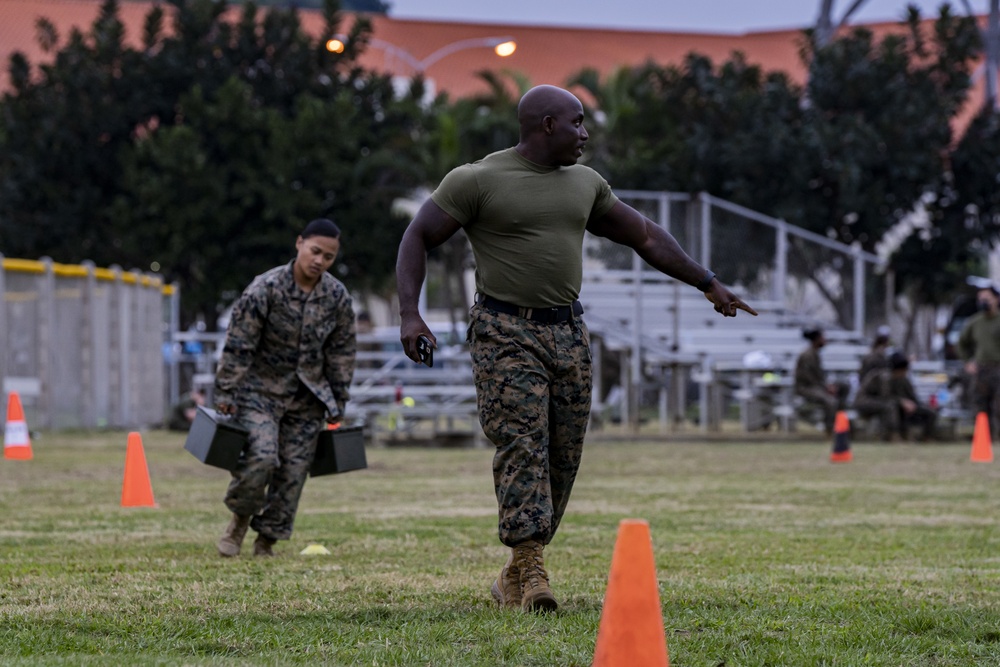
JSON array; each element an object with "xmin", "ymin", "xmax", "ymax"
[{"xmin": 214, "ymin": 219, "xmax": 356, "ymax": 557}]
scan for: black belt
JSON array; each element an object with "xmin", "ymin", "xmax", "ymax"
[{"xmin": 478, "ymin": 295, "xmax": 583, "ymax": 324}]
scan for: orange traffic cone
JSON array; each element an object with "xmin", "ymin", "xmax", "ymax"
[
  {"xmin": 121, "ymin": 432, "xmax": 156, "ymax": 507},
  {"xmin": 4, "ymin": 391, "xmax": 33, "ymax": 460},
  {"xmin": 970, "ymin": 411, "xmax": 993, "ymax": 463},
  {"xmin": 592, "ymin": 519, "xmax": 670, "ymax": 667},
  {"xmin": 830, "ymin": 410, "xmax": 852, "ymax": 463}
]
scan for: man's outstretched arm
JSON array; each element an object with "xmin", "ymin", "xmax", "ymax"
[{"xmin": 587, "ymin": 201, "xmax": 757, "ymax": 317}]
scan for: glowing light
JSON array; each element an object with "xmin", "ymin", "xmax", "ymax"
[
  {"xmin": 494, "ymin": 41, "xmax": 517, "ymax": 58},
  {"xmin": 325, "ymin": 39, "xmax": 345, "ymax": 54}
]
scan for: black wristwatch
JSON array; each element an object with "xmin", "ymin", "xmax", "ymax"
[{"xmin": 696, "ymin": 270, "xmax": 716, "ymax": 292}]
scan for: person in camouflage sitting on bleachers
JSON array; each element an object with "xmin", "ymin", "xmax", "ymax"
[
  {"xmin": 853, "ymin": 352, "xmax": 937, "ymax": 442},
  {"xmin": 794, "ymin": 328, "xmax": 847, "ymax": 434}
]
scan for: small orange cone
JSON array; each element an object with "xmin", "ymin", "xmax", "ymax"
[
  {"xmin": 830, "ymin": 410, "xmax": 852, "ymax": 463},
  {"xmin": 970, "ymin": 411, "xmax": 993, "ymax": 463},
  {"xmin": 4, "ymin": 392, "xmax": 33, "ymax": 460},
  {"xmin": 592, "ymin": 519, "xmax": 670, "ymax": 667},
  {"xmin": 121, "ymin": 432, "xmax": 156, "ymax": 507}
]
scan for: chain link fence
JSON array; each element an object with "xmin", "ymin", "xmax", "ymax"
[{"xmin": 1, "ymin": 255, "xmax": 175, "ymax": 430}]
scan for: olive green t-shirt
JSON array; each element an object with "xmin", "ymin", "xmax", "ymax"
[
  {"xmin": 431, "ymin": 148, "xmax": 618, "ymax": 308},
  {"xmin": 958, "ymin": 311, "xmax": 1000, "ymax": 363}
]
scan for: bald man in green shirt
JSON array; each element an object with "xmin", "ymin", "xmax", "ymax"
[{"xmin": 396, "ymin": 85, "xmax": 756, "ymax": 613}]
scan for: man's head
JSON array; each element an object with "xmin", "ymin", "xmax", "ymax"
[
  {"xmin": 804, "ymin": 327, "xmax": 826, "ymax": 348},
  {"xmin": 977, "ymin": 286, "xmax": 1000, "ymax": 314},
  {"xmin": 873, "ymin": 324, "xmax": 891, "ymax": 348},
  {"xmin": 889, "ymin": 351, "xmax": 910, "ymax": 375},
  {"xmin": 295, "ymin": 218, "xmax": 341, "ymax": 284},
  {"xmin": 517, "ymin": 85, "xmax": 588, "ymax": 167}
]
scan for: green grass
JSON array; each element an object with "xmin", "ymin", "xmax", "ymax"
[{"xmin": 2, "ymin": 431, "xmax": 1000, "ymax": 665}]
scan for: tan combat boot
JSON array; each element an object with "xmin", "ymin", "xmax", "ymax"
[
  {"xmin": 217, "ymin": 513, "xmax": 250, "ymax": 557},
  {"xmin": 490, "ymin": 549, "xmax": 521, "ymax": 609},
  {"xmin": 253, "ymin": 534, "xmax": 277, "ymax": 557},
  {"xmin": 514, "ymin": 540, "xmax": 558, "ymax": 612}
]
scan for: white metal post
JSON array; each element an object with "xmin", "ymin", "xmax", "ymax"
[
  {"xmin": 81, "ymin": 261, "xmax": 97, "ymax": 428},
  {"xmin": 0, "ymin": 254, "xmax": 6, "ymax": 398},
  {"xmin": 39, "ymin": 257, "xmax": 55, "ymax": 429},
  {"xmin": 775, "ymin": 221, "xmax": 788, "ymax": 303},
  {"xmin": 699, "ymin": 193, "xmax": 712, "ymax": 269},
  {"xmin": 853, "ymin": 246, "xmax": 865, "ymax": 336},
  {"xmin": 630, "ymin": 249, "xmax": 642, "ymax": 433}
]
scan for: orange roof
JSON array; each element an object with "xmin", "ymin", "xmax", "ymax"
[{"xmin": 0, "ymin": 0, "xmax": 987, "ymax": 128}]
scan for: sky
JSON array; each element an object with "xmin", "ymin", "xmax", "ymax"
[{"xmin": 386, "ymin": 1, "xmax": 972, "ymax": 33}]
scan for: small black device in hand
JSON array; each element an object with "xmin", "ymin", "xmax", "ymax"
[{"xmin": 417, "ymin": 335, "xmax": 434, "ymax": 367}]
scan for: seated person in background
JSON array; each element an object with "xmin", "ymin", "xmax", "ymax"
[
  {"xmin": 853, "ymin": 352, "xmax": 937, "ymax": 442},
  {"xmin": 167, "ymin": 388, "xmax": 206, "ymax": 431},
  {"xmin": 794, "ymin": 328, "xmax": 847, "ymax": 433},
  {"xmin": 858, "ymin": 325, "xmax": 892, "ymax": 385}
]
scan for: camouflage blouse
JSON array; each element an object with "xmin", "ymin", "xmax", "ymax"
[{"xmin": 214, "ymin": 261, "xmax": 356, "ymax": 417}]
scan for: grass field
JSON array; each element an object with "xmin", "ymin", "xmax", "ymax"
[{"xmin": 2, "ymin": 430, "xmax": 1000, "ymax": 666}]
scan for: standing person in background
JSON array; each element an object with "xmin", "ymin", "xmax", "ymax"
[
  {"xmin": 794, "ymin": 328, "xmax": 847, "ymax": 434},
  {"xmin": 958, "ymin": 285, "xmax": 1000, "ymax": 438},
  {"xmin": 214, "ymin": 219, "xmax": 356, "ymax": 558},
  {"xmin": 395, "ymin": 85, "xmax": 756, "ymax": 612}
]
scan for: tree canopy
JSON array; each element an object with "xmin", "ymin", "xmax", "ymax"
[
  {"xmin": 0, "ymin": 0, "xmax": 428, "ymax": 325},
  {"xmin": 572, "ymin": 4, "xmax": 986, "ymax": 309},
  {"xmin": 2, "ymin": 0, "xmax": 999, "ymax": 328}
]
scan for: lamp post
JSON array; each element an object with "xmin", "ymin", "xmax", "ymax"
[{"xmin": 325, "ymin": 35, "xmax": 517, "ymax": 73}]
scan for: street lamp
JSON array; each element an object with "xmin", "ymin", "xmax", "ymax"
[{"xmin": 325, "ymin": 35, "xmax": 517, "ymax": 73}]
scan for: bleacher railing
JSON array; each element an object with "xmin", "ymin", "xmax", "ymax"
[{"xmin": 586, "ymin": 191, "xmax": 886, "ymax": 333}]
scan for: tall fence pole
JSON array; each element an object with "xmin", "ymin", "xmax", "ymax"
[
  {"xmin": 699, "ymin": 192, "xmax": 712, "ymax": 269},
  {"xmin": 169, "ymin": 284, "xmax": 181, "ymax": 408},
  {"xmin": 81, "ymin": 261, "xmax": 97, "ymax": 428},
  {"xmin": 774, "ymin": 221, "xmax": 788, "ymax": 303},
  {"xmin": 629, "ymin": 249, "xmax": 643, "ymax": 434},
  {"xmin": 39, "ymin": 257, "xmax": 56, "ymax": 429},
  {"xmin": 853, "ymin": 245, "xmax": 865, "ymax": 336},
  {"xmin": 0, "ymin": 254, "xmax": 6, "ymax": 397}
]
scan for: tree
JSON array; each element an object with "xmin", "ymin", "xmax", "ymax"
[
  {"xmin": 569, "ymin": 6, "xmax": 981, "ymax": 326},
  {"xmin": 911, "ymin": 105, "xmax": 1000, "ymax": 303},
  {"xmin": 814, "ymin": 0, "xmax": 872, "ymax": 48},
  {"xmin": 0, "ymin": 0, "xmax": 433, "ymax": 326},
  {"xmin": 570, "ymin": 55, "xmax": 811, "ymax": 290},
  {"xmin": 957, "ymin": 0, "xmax": 1000, "ymax": 108},
  {"xmin": 802, "ymin": 7, "xmax": 980, "ymax": 252},
  {"xmin": 0, "ymin": 0, "xmax": 148, "ymax": 261}
]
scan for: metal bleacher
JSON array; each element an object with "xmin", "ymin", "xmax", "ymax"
[
  {"xmin": 354, "ymin": 190, "xmax": 902, "ymax": 439},
  {"xmin": 577, "ymin": 272, "xmax": 876, "ymax": 433},
  {"xmin": 351, "ymin": 328, "xmax": 484, "ymax": 446},
  {"xmin": 576, "ymin": 188, "xmax": 896, "ymax": 434}
]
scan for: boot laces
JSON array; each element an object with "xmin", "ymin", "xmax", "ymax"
[{"xmin": 518, "ymin": 544, "xmax": 548, "ymax": 589}]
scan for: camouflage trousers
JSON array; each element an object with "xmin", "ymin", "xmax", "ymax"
[
  {"xmin": 853, "ymin": 397, "xmax": 898, "ymax": 439},
  {"xmin": 974, "ymin": 363, "xmax": 1000, "ymax": 438},
  {"xmin": 468, "ymin": 302, "xmax": 592, "ymax": 547},
  {"xmin": 225, "ymin": 384, "xmax": 325, "ymax": 541},
  {"xmin": 854, "ymin": 398, "xmax": 936, "ymax": 441}
]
